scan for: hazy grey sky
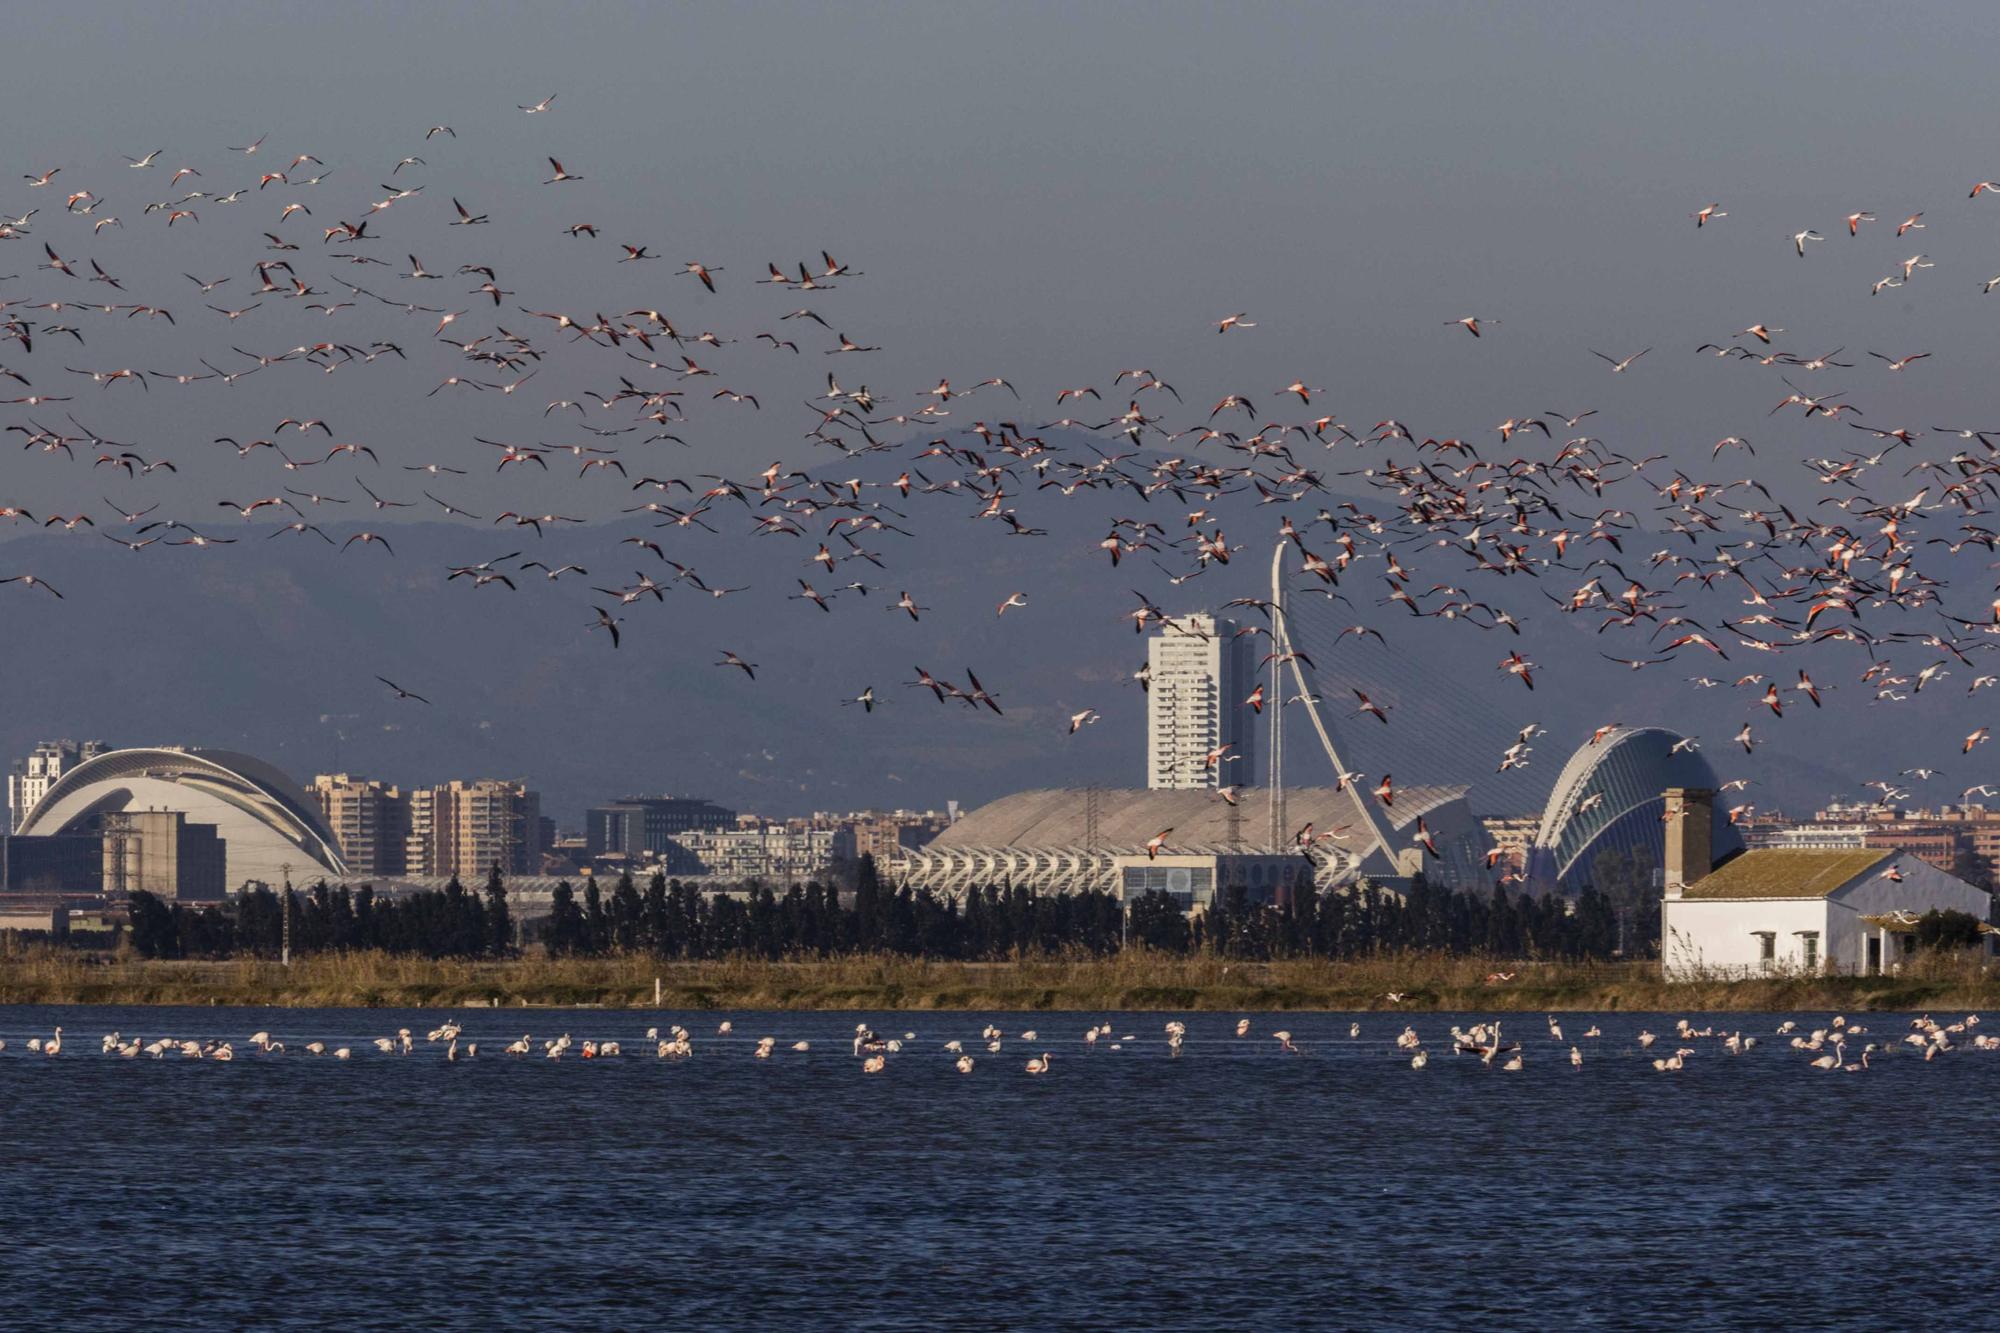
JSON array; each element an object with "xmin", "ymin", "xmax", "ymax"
[
  {"xmin": 5, "ymin": 1, "xmax": 1999, "ymax": 518},
  {"xmin": 8, "ymin": 4, "xmax": 2000, "ymax": 818}
]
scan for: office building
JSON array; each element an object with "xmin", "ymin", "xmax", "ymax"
[
  {"xmin": 1862, "ymin": 821, "xmax": 1961, "ymax": 871},
  {"xmin": 1113, "ymin": 851, "xmax": 1316, "ymax": 912},
  {"xmin": 585, "ymin": 797, "xmax": 736, "ymax": 861},
  {"xmin": 1145, "ymin": 614, "xmax": 1255, "ymax": 790},
  {"xmin": 1751, "ymin": 802, "xmax": 2000, "ymax": 880},
  {"xmin": 7, "ymin": 739, "xmax": 111, "ymax": 833},
  {"xmin": 1851, "ymin": 804, "xmax": 2000, "ymax": 877}
]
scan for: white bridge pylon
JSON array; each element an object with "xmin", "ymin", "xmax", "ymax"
[{"xmin": 1266, "ymin": 540, "xmax": 1402, "ymax": 871}]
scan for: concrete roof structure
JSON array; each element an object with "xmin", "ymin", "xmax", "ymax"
[
  {"xmin": 930, "ymin": 784, "xmax": 1467, "ymax": 854},
  {"xmin": 17, "ymin": 746, "xmax": 345, "ymax": 889},
  {"xmin": 900, "ymin": 783, "xmax": 1493, "ymax": 896},
  {"xmin": 1678, "ymin": 848, "xmax": 1891, "ymax": 900}
]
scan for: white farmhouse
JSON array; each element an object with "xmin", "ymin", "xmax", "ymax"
[{"xmin": 1658, "ymin": 787, "xmax": 1993, "ymax": 980}]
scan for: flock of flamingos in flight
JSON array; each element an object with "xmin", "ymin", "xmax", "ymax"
[
  {"xmin": 2, "ymin": 1010, "xmax": 1990, "ymax": 1075},
  {"xmin": 7, "ymin": 94, "xmax": 2000, "ymax": 852}
]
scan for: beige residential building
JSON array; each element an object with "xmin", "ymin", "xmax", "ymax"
[
  {"xmin": 7, "ymin": 739, "xmax": 111, "ymax": 833},
  {"xmin": 404, "ymin": 788, "xmax": 436, "ymax": 876},
  {"xmin": 421, "ymin": 780, "xmax": 542, "ymax": 880},
  {"xmin": 311, "ymin": 774, "xmax": 409, "ymax": 877},
  {"xmin": 1480, "ymin": 815, "xmax": 1541, "ymax": 872},
  {"xmin": 845, "ymin": 808, "xmax": 953, "ymax": 862}
]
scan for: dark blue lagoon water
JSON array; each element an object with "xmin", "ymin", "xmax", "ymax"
[{"xmin": 0, "ymin": 1005, "xmax": 1989, "ymax": 1330}]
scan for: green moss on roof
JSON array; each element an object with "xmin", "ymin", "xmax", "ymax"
[{"xmin": 1679, "ymin": 848, "xmax": 1891, "ymax": 900}]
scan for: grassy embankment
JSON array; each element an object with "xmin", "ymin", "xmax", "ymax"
[{"xmin": 0, "ymin": 949, "xmax": 1996, "ymax": 1011}]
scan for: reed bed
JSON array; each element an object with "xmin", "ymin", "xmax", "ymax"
[{"xmin": 1, "ymin": 948, "xmax": 1996, "ymax": 1011}]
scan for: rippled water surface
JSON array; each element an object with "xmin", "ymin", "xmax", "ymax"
[{"xmin": 0, "ymin": 1004, "xmax": 1988, "ymax": 1330}]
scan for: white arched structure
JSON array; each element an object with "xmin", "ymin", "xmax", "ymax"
[
  {"xmin": 888, "ymin": 778, "xmax": 1489, "ymax": 897},
  {"xmin": 1527, "ymin": 725, "xmax": 1739, "ymax": 891},
  {"xmin": 18, "ymin": 747, "xmax": 347, "ymax": 889},
  {"xmin": 1265, "ymin": 541, "xmax": 1469, "ymax": 883}
]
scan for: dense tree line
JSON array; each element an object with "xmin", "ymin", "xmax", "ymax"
[
  {"xmin": 1586, "ymin": 845, "xmax": 1661, "ymax": 955},
  {"xmin": 1915, "ymin": 909, "xmax": 1987, "ymax": 950},
  {"xmin": 127, "ymin": 870, "xmax": 512, "ymax": 960},
  {"xmin": 534, "ymin": 858, "xmax": 1129, "ymax": 958},
  {"xmin": 124, "ymin": 856, "xmax": 1645, "ymax": 963},
  {"xmin": 1129, "ymin": 874, "xmax": 1623, "ymax": 960}
]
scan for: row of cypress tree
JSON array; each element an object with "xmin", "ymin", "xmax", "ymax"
[{"xmin": 124, "ymin": 857, "xmax": 1643, "ymax": 961}]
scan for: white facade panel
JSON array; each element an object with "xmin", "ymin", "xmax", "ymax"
[{"xmin": 1662, "ymin": 897, "xmax": 1831, "ymax": 979}]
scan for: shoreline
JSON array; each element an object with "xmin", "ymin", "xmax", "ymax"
[{"xmin": 1, "ymin": 952, "xmax": 1995, "ymax": 1012}]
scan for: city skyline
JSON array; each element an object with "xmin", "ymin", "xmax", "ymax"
[
  {"xmin": 7, "ymin": 11, "xmax": 1999, "ymax": 1330},
  {"xmin": 12, "ymin": 714, "xmax": 1992, "ymax": 907},
  {"xmin": 0, "ymin": 520, "xmax": 1956, "ymax": 825},
  {"xmin": 9, "ymin": 7, "xmax": 2000, "ymax": 835},
  {"xmin": 0, "ymin": 6, "xmax": 1994, "ymax": 920},
  {"xmin": 1, "ymin": 735, "xmax": 964, "ymax": 895}
]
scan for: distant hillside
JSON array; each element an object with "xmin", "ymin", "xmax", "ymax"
[{"xmin": 0, "ymin": 495, "xmax": 1943, "ymax": 825}]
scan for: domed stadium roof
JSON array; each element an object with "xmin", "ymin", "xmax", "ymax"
[
  {"xmin": 1528, "ymin": 726, "xmax": 1740, "ymax": 891},
  {"xmin": 932, "ymin": 784, "xmax": 1469, "ymax": 853},
  {"xmin": 915, "ymin": 783, "xmax": 1489, "ymax": 893},
  {"xmin": 17, "ymin": 746, "xmax": 346, "ymax": 889}
]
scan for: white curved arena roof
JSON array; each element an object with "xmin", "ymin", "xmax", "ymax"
[
  {"xmin": 932, "ymin": 784, "xmax": 1467, "ymax": 853},
  {"xmin": 18, "ymin": 746, "xmax": 347, "ymax": 889}
]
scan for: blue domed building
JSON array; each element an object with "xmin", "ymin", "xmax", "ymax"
[{"xmin": 1526, "ymin": 726, "xmax": 1741, "ymax": 893}]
